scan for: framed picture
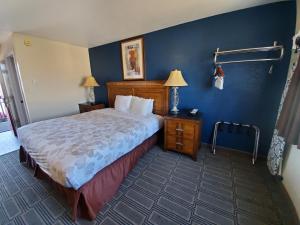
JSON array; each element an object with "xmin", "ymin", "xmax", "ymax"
[{"xmin": 121, "ymin": 37, "xmax": 145, "ymax": 80}]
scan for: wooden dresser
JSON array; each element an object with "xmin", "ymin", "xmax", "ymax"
[
  {"xmin": 164, "ymin": 110, "xmax": 202, "ymax": 160},
  {"xmin": 78, "ymin": 103, "xmax": 105, "ymax": 113}
]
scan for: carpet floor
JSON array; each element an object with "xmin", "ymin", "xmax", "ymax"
[
  {"xmin": 0, "ymin": 146, "xmax": 297, "ymax": 225},
  {"xmin": 0, "ymin": 131, "xmax": 20, "ymax": 156}
]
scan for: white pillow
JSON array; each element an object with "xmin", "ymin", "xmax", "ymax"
[
  {"xmin": 130, "ymin": 96, "xmax": 154, "ymax": 116},
  {"xmin": 147, "ymin": 99, "xmax": 154, "ymax": 114},
  {"xmin": 114, "ymin": 95, "xmax": 132, "ymax": 112}
]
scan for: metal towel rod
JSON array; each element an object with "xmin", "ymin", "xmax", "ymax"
[{"xmin": 214, "ymin": 41, "xmax": 284, "ymax": 65}]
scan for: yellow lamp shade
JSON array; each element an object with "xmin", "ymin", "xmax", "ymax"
[
  {"xmin": 164, "ymin": 70, "xmax": 188, "ymax": 87},
  {"xmin": 83, "ymin": 75, "xmax": 99, "ymax": 87}
]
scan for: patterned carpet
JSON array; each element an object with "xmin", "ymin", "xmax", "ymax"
[{"xmin": 0, "ymin": 146, "xmax": 297, "ymax": 225}]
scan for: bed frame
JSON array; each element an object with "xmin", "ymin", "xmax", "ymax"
[{"xmin": 20, "ymin": 80, "xmax": 169, "ymax": 221}]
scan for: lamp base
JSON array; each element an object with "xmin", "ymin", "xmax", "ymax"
[
  {"xmin": 171, "ymin": 87, "xmax": 180, "ymax": 114},
  {"xmin": 87, "ymin": 87, "xmax": 95, "ymax": 103},
  {"xmin": 170, "ymin": 106, "xmax": 179, "ymax": 114}
]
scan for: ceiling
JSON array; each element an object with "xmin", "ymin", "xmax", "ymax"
[{"xmin": 0, "ymin": 0, "xmax": 283, "ymax": 48}]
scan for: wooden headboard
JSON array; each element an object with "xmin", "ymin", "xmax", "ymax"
[{"xmin": 107, "ymin": 80, "xmax": 169, "ymax": 116}]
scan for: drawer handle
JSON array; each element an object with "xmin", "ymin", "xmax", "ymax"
[
  {"xmin": 176, "ymin": 142, "xmax": 183, "ymax": 146},
  {"xmin": 176, "ymin": 128, "xmax": 184, "ymax": 132}
]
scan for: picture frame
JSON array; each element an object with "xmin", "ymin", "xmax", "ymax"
[{"xmin": 121, "ymin": 37, "xmax": 145, "ymax": 80}]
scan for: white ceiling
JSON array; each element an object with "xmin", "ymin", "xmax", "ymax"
[{"xmin": 0, "ymin": 0, "xmax": 283, "ymax": 48}]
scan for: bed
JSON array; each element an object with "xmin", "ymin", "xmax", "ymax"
[{"xmin": 18, "ymin": 80, "xmax": 169, "ymax": 220}]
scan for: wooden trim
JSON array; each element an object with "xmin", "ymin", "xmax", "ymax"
[
  {"xmin": 120, "ymin": 36, "xmax": 145, "ymax": 81},
  {"xmin": 107, "ymin": 80, "xmax": 169, "ymax": 115}
]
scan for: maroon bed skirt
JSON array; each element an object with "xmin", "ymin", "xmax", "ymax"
[{"xmin": 19, "ymin": 134, "xmax": 158, "ymax": 221}]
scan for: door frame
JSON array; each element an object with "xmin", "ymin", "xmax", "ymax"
[
  {"xmin": 0, "ymin": 65, "xmax": 18, "ymax": 135},
  {"xmin": 0, "ymin": 52, "xmax": 30, "ymax": 126}
]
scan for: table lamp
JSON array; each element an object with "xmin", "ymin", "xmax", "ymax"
[
  {"xmin": 83, "ymin": 75, "xmax": 99, "ymax": 103},
  {"xmin": 164, "ymin": 69, "xmax": 188, "ymax": 114}
]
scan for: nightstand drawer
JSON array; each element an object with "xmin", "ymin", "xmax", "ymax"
[
  {"xmin": 165, "ymin": 134, "xmax": 194, "ymax": 155},
  {"xmin": 166, "ymin": 120, "xmax": 196, "ymax": 140}
]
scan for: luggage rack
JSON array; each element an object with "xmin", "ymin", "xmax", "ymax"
[{"xmin": 212, "ymin": 121, "xmax": 260, "ymax": 165}]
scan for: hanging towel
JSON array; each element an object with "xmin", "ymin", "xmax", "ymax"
[
  {"xmin": 214, "ymin": 65, "xmax": 224, "ymax": 90},
  {"xmin": 215, "ymin": 76, "xmax": 224, "ymax": 90}
]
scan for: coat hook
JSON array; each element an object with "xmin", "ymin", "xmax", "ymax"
[{"xmin": 268, "ymin": 65, "xmax": 273, "ymax": 74}]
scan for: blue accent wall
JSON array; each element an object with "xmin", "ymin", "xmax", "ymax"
[{"xmin": 89, "ymin": 1, "xmax": 296, "ymax": 156}]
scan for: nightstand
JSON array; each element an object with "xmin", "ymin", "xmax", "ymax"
[
  {"xmin": 164, "ymin": 110, "xmax": 203, "ymax": 160},
  {"xmin": 78, "ymin": 103, "xmax": 105, "ymax": 113}
]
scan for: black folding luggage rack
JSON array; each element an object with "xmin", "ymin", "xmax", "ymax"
[{"xmin": 212, "ymin": 121, "xmax": 260, "ymax": 165}]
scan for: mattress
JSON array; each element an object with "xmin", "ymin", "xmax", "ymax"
[{"xmin": 17, "ymin": 108, "xmax": 163, "ymax": 189}]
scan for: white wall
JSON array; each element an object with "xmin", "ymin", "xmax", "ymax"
[
  {"xmin": 283, "ymin": 145, "xmax": 300, "ymax": 217},
  {"xmin": 12, "ymin": 33, "xmax": 91, "ymax": 122},
  {"xmin": 282, "ymin": 0, "xmax": 300, "ymax": 219}
]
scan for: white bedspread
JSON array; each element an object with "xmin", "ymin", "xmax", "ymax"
[{"xmin": 18, "ymin": 108, "xmax": 163, "ymax": 189}]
